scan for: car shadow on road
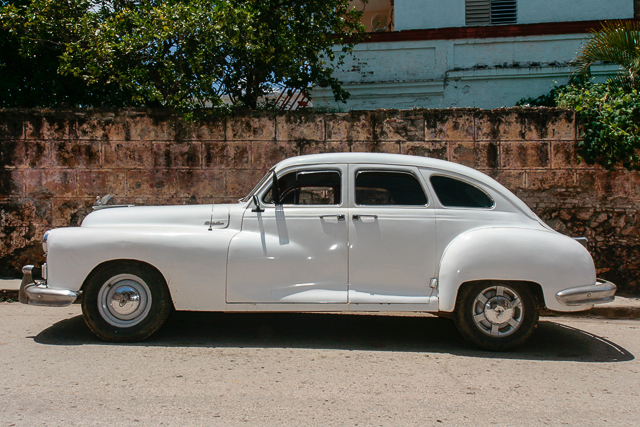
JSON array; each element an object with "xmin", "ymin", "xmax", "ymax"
[{"xmin": 34, "ymin": 312, "xmax": 634, "ymax": 363}]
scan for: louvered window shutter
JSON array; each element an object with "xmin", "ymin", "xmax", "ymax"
[
  {"xmin": 491, "ymin": 0, "xmax": 517, "ymax": 24},
  {"xmin": 466, "ymin": 0, "xmax": 517, "ymax": 26},
  {"xmin": 466, "ymin": 0, "xmax": 491, "ymax": 26}
]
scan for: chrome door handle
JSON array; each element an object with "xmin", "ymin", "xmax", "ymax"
[
  {"xmin": 320, "ymin": 214, "xmax": 345, "ymax": 221},
  {"xmin": 352, "ymin": 214, "xmax": 378, "ymax": 220}
]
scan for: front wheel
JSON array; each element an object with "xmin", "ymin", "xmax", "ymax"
[
  {"xmin": 81, "ymin": 262, "xmax": 172, "ymax": 342},
  {"xmin": 453, "ymin": 282, "xmax": 538, "ymax": 351}
]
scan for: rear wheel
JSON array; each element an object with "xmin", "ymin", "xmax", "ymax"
[
  {"xmin": 81, "ymin": 262, "xmax": 172, "ymax": 342},
  {"xmin": 453, "ymin": 282, "xmax": 538, "ymax": 351}
]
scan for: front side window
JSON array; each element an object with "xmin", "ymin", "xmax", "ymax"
[
  {"xmin": 430, "ymin": 175, "xmax": 493, "ymax": 208},
  {"xmin": 264, "ymin": 170, "xmax": 341, "ymax": 205},
  {"xmin": 355, "ymin": 171, "xmax": 428, "ymax": 206}
]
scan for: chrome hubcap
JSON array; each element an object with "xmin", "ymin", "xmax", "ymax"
[
  {"xmin": 97, "ymin": 274, "xmax": 151, "ymax": 328},
  {"xmin": 472, "ymin": 285, "xmax": 523, "ymax": 337},
  {"xmin": 110, "ymin": 285, "xmax": 141, "ymax": 316}
]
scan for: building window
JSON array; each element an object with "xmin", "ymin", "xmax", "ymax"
[
  {"xmin": 636, "ymin": 0, "xmax": 640, "ymax": 18},
  {"xmin": 350, "ymin": 0, "xmax": 394, "ymax": 33},
  {"xmin": 466, "ymin": 0, "xmax": 517, "ymax": 26}
]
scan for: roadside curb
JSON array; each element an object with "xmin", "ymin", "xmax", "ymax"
[
  {"xmin": 543, "ymin": 305, "xmax": 640, "ymax": 320},
  {"xmin": 588, "ymin": 305, "xmax": 640, "ymax": 319}
]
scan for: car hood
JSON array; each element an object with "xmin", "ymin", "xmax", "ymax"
[{"xmin": 81, "ymin": 204, "xmax": 231, "ymax": 229}]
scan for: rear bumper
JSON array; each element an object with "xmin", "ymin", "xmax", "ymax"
[
  {"xmin": 556, "ymin": 279, "xmax": 617, "ymax": 306},
  {"xmin": 19, "ymin": 265, "xmax": 78, "ymax": 307}
]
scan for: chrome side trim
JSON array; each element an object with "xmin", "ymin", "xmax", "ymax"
[
  {"xmin": 20, "ymin": 265, "xmax": 78, "ymax": 307},
  {"xmin": 556, "ymin": 279, "xmax": 617, "ymax": 306},
  {"xmin": 92, "ymin": 204, "xmax": 134, "ymax": 211}
]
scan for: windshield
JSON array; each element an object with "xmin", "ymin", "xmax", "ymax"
[{"xmin": 239, "ymin": 169, "xmax": 273, "ymax": 202}]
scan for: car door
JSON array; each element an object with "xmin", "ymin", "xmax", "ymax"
[
  {"xmin": 226, "ymin": 165, "xmax": 349, "ymax": 303},
  {"xmin": 348, "ymin": 165, "xmax": 437, "ymax": 303}
]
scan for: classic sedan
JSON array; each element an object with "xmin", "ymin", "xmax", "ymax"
[{"xmin": 20, "ymin": 153, "xmax": 616, "ymax": 350}]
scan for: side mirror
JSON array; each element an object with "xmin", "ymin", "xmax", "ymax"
[
  {"xmin": 272, "ymin": 173, "xmax": 281, "ymax": 205},
  {"xmin": 251, "ymin": 194, "xmax": 264, "ymax": 213}
]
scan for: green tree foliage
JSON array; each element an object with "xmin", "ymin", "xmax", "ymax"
[
  {"xmin": 1, "ymin": 0, "xmax": 366, "ymax": 110},
  {"xmin": 572, "ymin": 20, "xmax": 640, "ymax": 90},
  {"xmin": 217, "ymin": 0, "xmax": 364, "ymax": 109},
  {"xmin": 61, "ymin": 0, "xmax": 229, "ymax": 109},
  {"xmin": 0, "ymin": 0, "xmax": 132, "ymax": 107}
]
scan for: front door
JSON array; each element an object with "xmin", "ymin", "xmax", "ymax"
[
  {"xmin": 347, "ymin": 166, "xmax": 437, "ymax": 303},
  {"xmin": 226, "ymin": 165, "xmax": 348, "ymax": 303}
]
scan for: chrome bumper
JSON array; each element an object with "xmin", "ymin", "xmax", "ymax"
[
  {"xmin": 19, "ymin": 265, "xmax": 78, "ymax": 307},
  {"xmin": 556, "ymin": 279, "xmax": 617, "ymax": 306}
]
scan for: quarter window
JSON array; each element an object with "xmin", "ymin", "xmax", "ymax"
[
  {"xmin": 356, "ymin": 171, "xmax": 427, "ymax": 206},
  {"xmin": 430, "ymin": 175, "xmax": 493, "ymax": 208},
  {"xmin": 264, "ymin": 170, "xmax": 341, "ymax": 205}
]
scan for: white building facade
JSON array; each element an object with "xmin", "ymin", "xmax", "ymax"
[{"xmin": 312, "ymin": 0, "xmax": 636, "ymax": 110}]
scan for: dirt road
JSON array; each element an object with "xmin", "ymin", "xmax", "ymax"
[{"xmin": 1, "ymin": 303, "xmax": 638, "ymax": 426}]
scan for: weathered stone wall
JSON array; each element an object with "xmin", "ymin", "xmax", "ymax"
[{"xmin": 1, "ymin": 108, "xmax": 638, "ymax": 294}]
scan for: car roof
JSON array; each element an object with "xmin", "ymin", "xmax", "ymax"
[
  {"xmin": 274, "ymin": 153, "xmax": 537, "ymax": 220},
  {"xmin": 275, "ymin": 153, "xmax": 494, "ymax": 187}
]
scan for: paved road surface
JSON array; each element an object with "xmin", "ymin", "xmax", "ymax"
[{"xmin": 1, "ymin": 303, "xmax": 639, "ymax": 426}]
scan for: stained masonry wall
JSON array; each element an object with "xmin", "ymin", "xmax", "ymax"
[{"xmin": 1, "ymin": 108, "xmax": 638, "ymax": 294}]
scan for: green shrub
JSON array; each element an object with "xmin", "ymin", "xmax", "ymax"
[
  {"xmin": 557, "ymin": 83, "xmax": 640, "ymax": 170},
  {"xmin": 518, "ymin": 82, "xmax": 640, "ymax": 170}
]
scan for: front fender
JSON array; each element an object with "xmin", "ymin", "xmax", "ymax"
[
  {"xmin": 45, "ymin": 226, "xmax": 239, "ymax": 311},
  {"xmin": 437, "ymin": 227, "xmax": 596, "ymax": 312}
]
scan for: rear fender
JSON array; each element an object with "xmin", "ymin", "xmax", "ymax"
[{"xmin": 437, "ymin": 227, "xmax": 596, "ymax": 312}]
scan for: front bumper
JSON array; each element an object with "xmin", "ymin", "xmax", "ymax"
[
  {"xmin": 19, "ymin": 265, "xmax": 78, "ymax": 307},
  {"xmin": 556, "ymin": 279, "xmax": 617, "ymax": 306}
]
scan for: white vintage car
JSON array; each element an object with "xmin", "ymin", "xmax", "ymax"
[{"xmin": 20, "ymin": 153, "xmax": 616, "ymax": 350}]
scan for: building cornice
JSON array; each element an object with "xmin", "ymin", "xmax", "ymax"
[{"xmin": 360, "ymin": 18, "xmax": 640, "ymax": 43}]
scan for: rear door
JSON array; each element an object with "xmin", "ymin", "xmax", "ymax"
[{"xmin": 347, "ymin": 165, "xmax": 437, "ymax": 303}]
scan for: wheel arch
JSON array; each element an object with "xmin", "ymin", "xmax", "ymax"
[
  {"xmin": 81, "ymin": 259, "xmax": 174, "ymax": 309},
  {"xmin": 453, "ymin": 279, "xmax": 545, "ymax": 311}
]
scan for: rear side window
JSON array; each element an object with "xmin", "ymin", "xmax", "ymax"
[
  {"xmin": 356, "ymin": 171, "xmax": 428, "ymax": 206},
  {"xmin": 430, "ymin": 175, "xmax": 493, "ymax": 208}
]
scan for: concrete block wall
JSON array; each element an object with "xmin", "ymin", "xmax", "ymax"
[{"xmin": 1, "ymin": 108, "xmax": 638, "ymax": 294}]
